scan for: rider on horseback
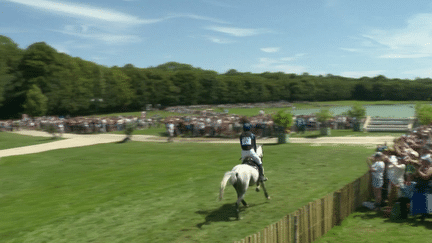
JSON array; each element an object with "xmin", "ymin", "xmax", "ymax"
[{"xmin": 240, "ymin": 123, "xmax": 267, "ymax": 184}]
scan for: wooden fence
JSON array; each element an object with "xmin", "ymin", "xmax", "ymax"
[{"xmin": 235, "ymin": 172, "xmax": 372, "ymax": 243}]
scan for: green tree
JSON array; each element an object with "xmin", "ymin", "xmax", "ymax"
[
  {"xmin": 23, "ymin": 84, "xmax": 48, "ymax": 117},
  {"xmin": 272, "ymin": 110, "xmax": 293, "ymax": 132},
  {"xmin": 416, "ymin": 104, "xmax": 432, "ymax": 125},
  {"xmin": 171, "ymin": 70, "xmax": 201, "ymax": 105},
  {"xmin": 347, "ymin": 104, "xmax": 366, "ymax": 119},
  {"xmin": 104, "ymin": 68, "xmax": 135, "ymax": 110},
  {"xmin": 316, "ymin": 109, "xmax": 333, "ymax": 128}
]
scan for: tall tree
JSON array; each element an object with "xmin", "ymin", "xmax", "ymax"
[{"xmin": 23, "ymin": 84, "xmax": 48, "ymax": 117}]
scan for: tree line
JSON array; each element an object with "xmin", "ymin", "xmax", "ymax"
[{"xmin": 1, "ymin": 35, "xmax": 432, "ymax": 119}]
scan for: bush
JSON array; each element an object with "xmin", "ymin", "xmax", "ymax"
[
  {"xmin": 272, "ymin": 110, "xmax": 293, "ymax": 132},
  {"xmin": 347, "ymin": 104, "xmax": 366, "ymax": 119},
  {"xmin": 125, "ymin": 122, "xmax": 136, "ymax": 138},
  {"xmin": 347, "ymin": 104, "xmax": 366, "ymax": 131},
  {"xmin": 416, "ymin": 104, "xmax": 432, "ymax": 125},
  {"xmin": 316, "ymin": 109, "xmax": 333, "ymax": 128},
  {"xmin": 44, "ymin": 124, "xmax": 58, "ymax": 138}
]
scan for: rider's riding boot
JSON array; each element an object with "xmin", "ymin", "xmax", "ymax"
[{"xmin": 257, "ymin": 164, "xmax": 267, "ymax": 186}]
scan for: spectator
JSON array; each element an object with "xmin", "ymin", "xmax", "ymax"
[
  {"xmin": 367, "ymin": 152, "xmax": 386, "ymax": 210},
  {"xmin": 397, "ymin": 172, "xmax": 417, "ymax": 219},
  {"xmin": 387, "ymin": 156, "xmax": 406, "ymax": 207}
]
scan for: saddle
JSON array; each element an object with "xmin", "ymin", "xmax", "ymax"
[{"xmin": 241, "ymin": 157, "xmax": 259, "ymax": 170}]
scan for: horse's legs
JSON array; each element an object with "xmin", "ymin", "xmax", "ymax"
[
  {"xmin": 235, "ymin": 200, "xmax": 241, "ymax": 220},
  {"xmin": 234, "ymin": 183, "xmax": 247, "ymax": 220},
  {"xmin": 260, "ymin": 181, "xmax": 271, "ymax": 200},
  {"xmin": 241, "ymin": 199, "xmax": 248, "ymax": 207}
]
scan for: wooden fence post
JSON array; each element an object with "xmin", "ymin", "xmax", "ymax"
[
  {"xmin": 302, "ymin": 207, "xmax": 307, "ymax": 243},
  {"xmin": 263, "ymin": 227, "xmax": 268, "ymax": 243},
  {"xmin": 287, "ymin": 213, "xmax": 293, "ymax": 243},
  {"xmin": 308, "ymin": 202, "xmax": 314, "ymax": 242},
  {"xmin": 349, "ymin": 182, "xmax": 355, "ymax": 215},
  {"xmin": 333, "ymin": 190, "xmax": 342, "ymax": 226},
  {"xmin": 354, "ymin": 178, "xmax": 361, "ymax": 209},
  {"xmin": 294, "ymin": 212, "xmax": 299, "ymax": 243}
]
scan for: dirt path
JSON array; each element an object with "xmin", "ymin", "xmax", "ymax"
[{"xmin": 0, "ymin": 130, "xmax": 396, "ymax": 158}]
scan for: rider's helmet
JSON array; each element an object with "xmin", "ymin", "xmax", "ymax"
[{"xmin": 243, "ymin": 123, "xmax": 251, "ymax": 131}]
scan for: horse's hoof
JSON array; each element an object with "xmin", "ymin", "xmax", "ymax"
[
  {"xmin": 266, "ymin": 196, "xmax": 271, "ymax": 200},
  {"xmin": 255, "ymin": 187, "xmax": 260, "ymax": 192}
]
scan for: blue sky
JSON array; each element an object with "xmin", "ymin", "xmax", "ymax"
[{"xmin": 2, "ymin": 0, "xmax": 432, "ymax": 79}]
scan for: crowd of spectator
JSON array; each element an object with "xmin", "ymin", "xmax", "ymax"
[
  {"xmin": 0, "ymin": 113, "xmax": 162, "ymax": 134},
  {"xmin": 368, "ymin": 125, "xmax": 432, "ymax": 220},
  {"xmin": 293, "ymin": 115, "xmax": 362, "ymax": 132},
  {"xmin": 0, "ymin": 106, "xmax": 359, "ymax": 138},
  {"xmin": 163, "ymin": 112, "xmax": 275, "ymax": 138}
]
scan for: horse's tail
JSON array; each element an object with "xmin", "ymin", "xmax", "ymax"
[{"xmin": 219, "ymin": 171, "xmax": 238, "ymax": 201}]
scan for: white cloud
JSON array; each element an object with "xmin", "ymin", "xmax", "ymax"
[
  {"xmin": 207, "ymin": 26, "xmax": 269, "ymax": 37},
  {"xmin": 251, "ymin": 57, "xmax": 306, "ymax": 74},
  {"xmin": 340, "ymin": 70, "xmax": 386, "ymax": 78},
  {"xmin": 340, "ymin": 48, "xmax": 362, "ymax": 53},
  {"xmin": 365, "ymin": 13, "xmax": 432, "ymax": 58},
  {"xmin": 54, "ymin": 26, "xmax": 141, "ymax": 44},
  {"xmin": 401, "ymin": 68, "xmax": 432, "ymax": 78},
  {"xmin": 325, "ymin": 0, "xmax": 339, "ymax": 7},
  {"xmin": 280, "ymin": 53, "xmax": 306, "ymax": 61},
  {"xmin": 378, "ymin": 53, "xmax": 430, "ymax": 59},
  {"xmin": 6, "ymin": 0, "xmax": 162, "ymax": 24},
  {"xmin": 171, "ymin": 14, "xmax": 228, "ymax": 24},
  {"xmin": 205, "ymin": 36, "xmax": 233, "ymax": 44},
  {"xmin": 260, "ymin": 47, "xmax": 280, "ymax": 53},
  {"xmin": 0, "ymin": 27, "xmax": 30, "ymax": 34},
  {"xmin": 7, "ymin": 0, "xmax": 229, "ymax": 25},
  {"xmin": 202, "ymin": 0, "xmax": 234, "ymax": 8}
]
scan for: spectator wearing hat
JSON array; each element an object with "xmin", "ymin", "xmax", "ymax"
[
  {"xmin": 367, "ymin": 152, "xmax": 386, "ymax": 210},
  {"xmin": 387, "ymin": 155, "xmax": 406, "ymax": 207},
  {"xmin": 415, "ymin": 155, "xmax": 432, "ymax": 181},
  {"xmin": 166, "ymin": 120, "xmax": 175, "ymax": 142}
]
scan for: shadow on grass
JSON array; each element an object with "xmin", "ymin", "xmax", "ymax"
[
  {"xmin": 353, "ymin": 206, "xmax": 432, "ymax": 230},
  {"xmin": 195, "ymin": 203, "xmax": 237, "ymax": 228},
  {"xmin": 116, "ymin": 137, "xmax": 131, "ymax": 143},
  {"xmin": 37, "ymin": 137, "xmax": 62, "ymax": 142},
  {"xmin": 195, "ymin": 202, "xmax": 267, "ymax": 228}
]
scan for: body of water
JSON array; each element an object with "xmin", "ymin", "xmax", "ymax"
[{"xmin": 291, "ymin": 104, "xmax": 416, "ymax": 118}]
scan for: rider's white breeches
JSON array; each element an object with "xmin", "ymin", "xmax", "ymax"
[{"xmin": 241, "ymin": 149, "xmax": 262, "ymax": 165}]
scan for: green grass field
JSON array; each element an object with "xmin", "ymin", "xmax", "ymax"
[
  {"xmin": 0, "ymin": 132, "xmax": 59, "ymax": 150},
  {"xmin": 315, "ymin": 208, "xmax": 432, "ymax": 243},
  {"xmin": 289, "ymin": 129, "xmax": 405, "ymax": 138},
  {"xmin": 1, "ymin": 142, "xmax": 374, "ymax": 242}
]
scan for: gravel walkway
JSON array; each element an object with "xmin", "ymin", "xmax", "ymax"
[{"xmin": 0, "ymin": 130, "xmax": 396, "ymax": 158}]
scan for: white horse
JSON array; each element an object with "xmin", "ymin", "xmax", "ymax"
[{"xmin": 219, "ymin": 145, "xmax": 270, "ymax": 220}]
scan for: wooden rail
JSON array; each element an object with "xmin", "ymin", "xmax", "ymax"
[{"xmin": 235, "ymin": 172, "xmax": 372, "ymax": 243}]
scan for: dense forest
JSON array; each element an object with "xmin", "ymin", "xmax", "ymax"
[{"xmin": 1, "ymin": 35, "xmax": 432, "ymax": 119}]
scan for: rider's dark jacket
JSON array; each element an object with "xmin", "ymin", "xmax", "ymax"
[{"xmin": 240, "ymin": 131, "xmax": 257, "ymax": 152}]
